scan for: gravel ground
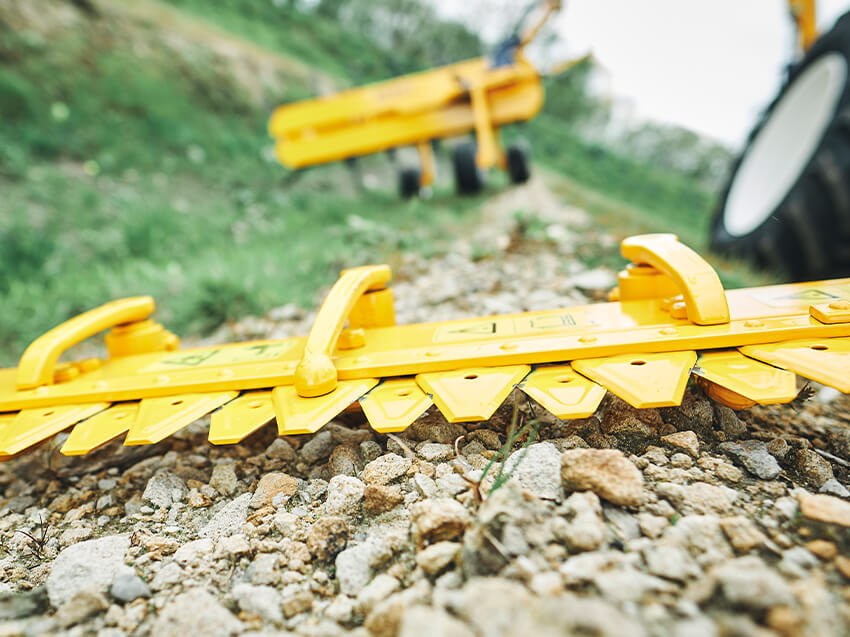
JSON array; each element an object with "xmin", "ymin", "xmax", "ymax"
[{"xmin": 2, "ymin": 179, "xmax": 850, "ymax": 637}]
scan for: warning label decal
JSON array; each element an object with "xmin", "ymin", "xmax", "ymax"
[
  {"xmin": 142, "ymin": 342, "xmax": 295, "ymax": 373},
  {"xmin": 432, "ymin": 312, "xmax": 583, "ymax": 343}
]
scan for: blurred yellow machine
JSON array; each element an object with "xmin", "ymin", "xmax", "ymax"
[
  {"xmin": 268, "ymin": 1, "xmax": 562, "ymax": 197},
  {"xmin": 0, "ymin": 233, "xmax": 847, "ymax": 459}
]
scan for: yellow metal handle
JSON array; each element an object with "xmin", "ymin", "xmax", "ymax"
[
  {"xmin": 295, "ymin": 265, "xmax": 392, "ymax": 397},
  {"xmin": 16, "ymin": 297, "xmax": 155, "ymax": 390},
  {"xmin": 620, "ymin": 234, "xmax": 729, "ymax": 325}
]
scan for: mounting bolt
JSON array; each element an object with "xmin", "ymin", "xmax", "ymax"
[{"xmin": 828, "ymin": 299, "xmax": 850, "ymax": 311}]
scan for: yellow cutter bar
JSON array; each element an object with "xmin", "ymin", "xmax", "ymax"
[{"xmin": 0, "ymin": 234, "xmax": 848, "ymax": 457}]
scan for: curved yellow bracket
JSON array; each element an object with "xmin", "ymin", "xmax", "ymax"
[
  {"xmin": 295, "ymin": 265, "xmax": 392, "ymax": 397},
  {"xmin": 620, "ymin": 234, "xmax": 729, "ymax": 326},
  {"xmin": 16, "ymin": 297, "xmax": 155, "ymax": 391}
]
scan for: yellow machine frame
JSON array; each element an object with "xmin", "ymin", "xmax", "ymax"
[
  {"xmin": 0, "ymin": 234, "xmax": 848, "ymax": 458},
  {"xmin": 268, "ymin": 1, "xmax": 561, "ymax": 189}
]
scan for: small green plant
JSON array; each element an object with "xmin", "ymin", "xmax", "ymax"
[
  {"xmin": 462, "ymin": 398, "xmax": 541, "ymax": 503},
  {"xmin": 16, "ymin": 516, "xmax": 51, "ymax": 561}
]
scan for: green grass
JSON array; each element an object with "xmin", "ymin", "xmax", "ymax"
[
  {"xmin": 520, "ymin": 115, "xmax": 714, "ymax": 249},
  {"xmin": 159, "ymin": 0, "xmax": 426, "ymax": 83}
]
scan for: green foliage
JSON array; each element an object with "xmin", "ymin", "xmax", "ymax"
[
  {"xmin": 478, "ymin": 401, "xmax": 541, "ymax": 497},
  {"xmin": 160, "ymin": 0, "xmax": 482, "ymax": 84}
]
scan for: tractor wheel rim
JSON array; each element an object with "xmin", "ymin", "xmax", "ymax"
[{"xmin": 723, "ymin": 52, "xmax": 847, "ymax": 238}]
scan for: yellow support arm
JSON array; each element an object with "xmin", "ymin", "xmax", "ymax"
[{"xmin": 789, "ymin": 0, "xmax": 818, "ymax": 51}]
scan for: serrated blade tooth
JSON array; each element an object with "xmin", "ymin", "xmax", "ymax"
[
  {"xmin": 740, "ymin": 337, "xmax": 850, "ymax": 393},
  {"xmin": 415, "ymin": 365, "xmax": 530, "ymax": 423},
  {"xmin": 360, "ymin": 379, "xmax": 433, "ymax": 433},
  {"xmin": 125, "ymin": 392, "xmax": 237, "ymax": 445},
  {"xmin": 209, "ymin": 392, "xmax": 275, "ymax": 445},
  {"xmin": 272, "ymin": 379, "xmax": 378, "ymax": 435},
  {"xmin": 694, "ymin": 350, "xmax": 798, "ymax": 405},
  {"xmin": 520, "ymin": 365, "xmax": 606, "ymax": 419},
  {"xmin": 0, "ymin": 403, "xmax": 110, "ymax": 456},
  {"xmin": 61, "ymin": 403, "xmax": 140, "ymax": 456},
  {"xmin": 572, "ymin": 351, "xmax": 696, "ymax": 408}
]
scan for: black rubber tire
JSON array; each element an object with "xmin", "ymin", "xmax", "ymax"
[
  {"xmin": 710, "ymin": 12, "xmax": 850, "ymax": 281},
  {"xmin": 452, "ymin": 142, "xmax": 484, "ymax": 195},
  {"xmin": 506, "ymin": 143, "xmax": 531, "ymax": 184},
  {"xmin": 399, "ymin": 167, "xmax": 421, "ymax": 199}
]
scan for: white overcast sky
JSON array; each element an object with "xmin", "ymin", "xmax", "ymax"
[{"xmin": 431, "ymin": 0, "xmax": 850, "ymax": 146}]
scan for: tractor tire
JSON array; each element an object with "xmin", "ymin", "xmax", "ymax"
[
  {"xmin": 452, "ymin": 142, "xmax": 484, "ymax": 195},
  {"xmin": 399, "ymin": 167, "xmax": 421, "ymax": 199},
  {"xmin": 710, "ymin": 12, "xmax": 850, "ymax": 280},
  {"xmin": 506, "ymin": 143, "xmax": 531, "ymax": 184}
]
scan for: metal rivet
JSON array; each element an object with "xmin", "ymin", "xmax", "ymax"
[
  {"xmin": 353, "ymin": 356, "xmax": 369, "ymax": 364},
  {"xmin": 95, "ymin": 381, "xmax": 109, "ymax": 390},
  {"xmin": 659, "ymin": 327, "xmax": 678, "ymax": 335},
  {"xmin": 156, "ymin": 375, "xmax": 170, "ymax": 384},
  {"xmin": 500, "ymin": 343, "xmax": 518, "ymax": 351},
  {"xmin": 828, "ymin": 299, "xmax": 850, "ymax": 310},
  {"xmin": 219, "ymin": 368, "xmax": 234, "ymax": 378},
  {"xmin": 578, "ymin": 335, "xmax": 597, "ymax": 343},
  {"xmin": 425, "ymin": 350, "xmax": 440, "ymax": 357},
  {"xmin": 744, "ymin": 320, "xmax": 763, "ymax": 328},
  {"xmin": 36, "ymin": 386, "xmax": 49, "ymax": 396}
]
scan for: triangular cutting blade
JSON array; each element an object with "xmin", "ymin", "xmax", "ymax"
[
  {"xmin": 125, "ymin": 392, "xmax": 237, "ymax": 445},
  {"xmin": 740, "ymin": 337, "xmax": 850, "ymax": 393},
  {"xmin": 572, "ymin": 351, "xmax": 696, "ymax": 408},
  {"xmin": 0, "ymin": 403, "xmax": 110, "ymax": 456},
  {"xmin": 360, "ymin": 378, "xmax": 433, "ymax": 433},
  {"xmin": 415, "ymin": 365, "xmax": 530, "ymax": 423},
  {"xmin": 272, "ymin": 378, "xmax": 378, "ymax": 435},
  {"xmin": 694, "ymin": 350, "xmax": 798, "ymax": 405},
  {"xmin": 520, "ymin": 365, "xmax": 606, "ymax": 419},
  {"xmin": 61, "ymin": 402, "xmax": 140, "ymax": 455},
  {"xmin": 209, "ymin": 391, "xmax": 275, "ymax": 445}
]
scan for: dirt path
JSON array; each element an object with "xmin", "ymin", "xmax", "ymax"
[{"xmin": 2, "ymin": 177, "xmax": 850, "ymax": 636}]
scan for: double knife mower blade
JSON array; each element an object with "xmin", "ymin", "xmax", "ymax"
[{"xmin": 1, "ymin": 233, "xmax": 848, "ymax": 459}]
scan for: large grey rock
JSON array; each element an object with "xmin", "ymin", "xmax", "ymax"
[
  {"xmin": 655, "ymin": 482, "xmax": 737, "ymax": 515},
  {"xmin": 232, "ymin": 583, "xmax": 282, "ymax": 624},
  {"xmin": 324, "ymin": 475, "xmax": 366, "ymax": 517},
  {"xmin": 109, "ymin": 572, "xmax": 151, "ymax": 603},
  {"xmin": 593, "ymin": 569, "xmax": 676, "ymax": 602},
  {"xmin": 143, "ymin": 470, "xmax": 187, "ymax": 509},
  {"xmin": 718, "ymin": 440, "xmax": 781, "ymax": 480},
  {"xmin": 504, "ymin": 442, "xmax": 562, "ymax": 500},
  {"xmin": 643, "ymin": 545, "xmax": 701, "ymax": 582},
  {"xmin": 448, "ymin": 577, "xmax": 646, "ymax": 637},
  {"xmin": 200, "ymin": 493, "xmax": 251, "ymax": 537},
  {"xmin": 558, "ymin": 491, "xmax": 607, "ymax": 552},
  {"xmin": 46, "ymin": 535, "xmax": 131, "ymax": 607},
  {"xmin": 300, "ymin": 430, "xmax": 336, "ymax": 463},
  {"xmin": 363, "ymin": 453, "xmax": 412, "ymax": 485},
  {"xmin": 820, "ymin": 478, "xmax": 850, "ymax": 498},
  {"xmin": 711, "ymin": 556, "xmax": 793, "ymax": 611},
  {"xmin": 335, "ymin": 533, "xmax": 394, "ymax": 595},
  {"xmin": 152, "ymin": 589, "xmax": 242, "ymax": 637},
  {"xmin": 399, "ymin": 606, "xmax": 475, "ymax": 637},
  {"xmin": 209, "ymin": 462, "xmax": 238, "ymax": 496},
  {"xmin": 0, "ymin": 587, "xmax": 48, "ymax": 620},
  {"xmin": 659, "ymin": 515, "xmax": 732, "ymax": 567}
]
